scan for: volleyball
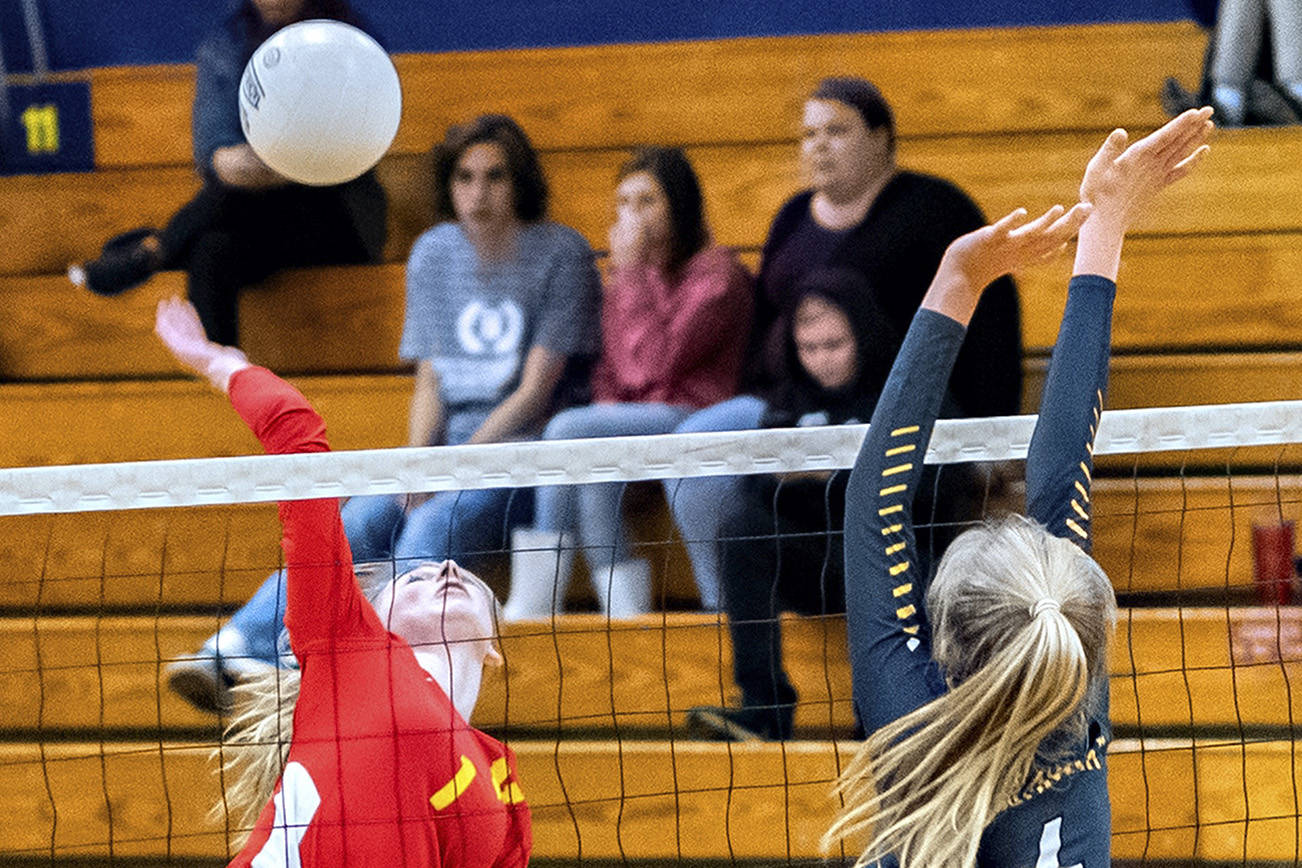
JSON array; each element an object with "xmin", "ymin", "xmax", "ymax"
[{"xmin": 237, "ymin": 19, "xmax": 401, "ymax": 186}]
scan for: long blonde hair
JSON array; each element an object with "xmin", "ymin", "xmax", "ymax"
[
  {"xmin": 825, "ymin": 515, "xmax": 1115, "ymax": 868},
  {"xmin": 207, "ymin": 561, "xmax": 396, "ymax": 842},
  {"xmin": 214, "ymin": 664, "xmax": 301, "ymax": 843}
]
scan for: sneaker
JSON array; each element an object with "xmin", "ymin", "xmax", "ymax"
[
  {"xmin": 70, "ymin": 227, "xmax": 160, "ymax": 297},
  {"xmin": 685, "ymin": 703, "xmax": 794, "ymax": 742},
  {"xmin": 166, "ymin": 651, "xmax": 234, "ymax": 715},
  {"xmin": 166, "ymin": 646, "xmax": 266, "ymax": 715}
]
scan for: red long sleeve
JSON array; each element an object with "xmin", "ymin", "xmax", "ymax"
[{"xmin": 227, "ymin": 367, "xmax": 383, "ymax": 653}]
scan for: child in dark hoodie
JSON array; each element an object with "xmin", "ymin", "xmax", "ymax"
[{"xmin": 686, "ymin": 267, "xmax": 978, "ymax": 741}]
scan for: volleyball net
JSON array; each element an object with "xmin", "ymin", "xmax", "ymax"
[{"xmin": 4, "ymin": 400, "xmax": 1302, "ymax": 864}]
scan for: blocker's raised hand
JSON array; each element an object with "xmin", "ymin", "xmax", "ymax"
[
  {"xmin": 922, "ymin": 201, "xmax": 1092, "ymax": 324},
  {"xmin": 1079, "ymin": 106, "xmax": 1213, "ymax": 229},
  {"xmin": 946, "ymin": 202, "xmax": 1093, "ymax": 291}
]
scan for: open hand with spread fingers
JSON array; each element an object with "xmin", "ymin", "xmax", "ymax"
[
  {"xmin": 1079, "ymin": 106, "xmax": 1213, "ymax": 230},
  {"xmin": 923, "ymin": 201, "xmax": 1093, "ymax": 324}
]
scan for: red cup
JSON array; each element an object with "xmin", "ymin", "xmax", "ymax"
[{"xmin": 1252, "ymin": 520, "xmax": 1296, "ymax": 605}]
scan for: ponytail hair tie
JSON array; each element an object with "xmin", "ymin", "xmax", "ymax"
[{"xmin": 1030, "ymin": 598, "xmax": 1061, "ymax": 619}]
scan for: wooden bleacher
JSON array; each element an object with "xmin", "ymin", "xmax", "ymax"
[
  {"xmin": 7, "ymin": 230, "xmax": 1302, "ymax": 380},
  {"xmin": 2, "ymin": 736, "xmax": 1297, "ymax": 862},
  {"xmin": 5, "ymin": 18, "xmax": 1302, "ymax": 865},
  {"xmin": 4, "ymin": 608, "xmax": 1302, "ymax": 735},
  {"xmin": 0, "ymin": 476, "xmax": 1297, "ymax": 611},
  {"xmin": 9, "ymin": 128, "xmax": 1302, "ymax": 276}
]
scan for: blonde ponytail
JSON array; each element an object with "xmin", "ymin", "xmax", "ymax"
[{"xmin": 825, "ymin": 516, "xmax": 1114, "ymax": 868}]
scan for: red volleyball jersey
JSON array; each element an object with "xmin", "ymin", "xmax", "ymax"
[{"xmin": 226, "ymin": 366, "xmax": 532, "ymax": 868}]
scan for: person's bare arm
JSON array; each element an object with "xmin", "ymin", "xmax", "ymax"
[
  {"xmin": 466, "ymin": 346, "xmax": 567, "ymax": 445},
  {"xmin": 154, "ymin": 297, "xmax": 250, "ymax": 390},
  {"xmin": 212, "ymin": 143, "xmax": 290, "ymax": 190},
  {"xmin": 407, "ymin": 361, "xmax": 445, "ymax": 448}
]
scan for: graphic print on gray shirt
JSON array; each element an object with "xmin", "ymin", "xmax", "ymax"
[{"xmin": 399, "ymin": 221, "xmax": 601, "ymax": 432}]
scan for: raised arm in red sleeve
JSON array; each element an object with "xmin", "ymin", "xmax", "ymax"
[{"xmin": 227, "ymin": 366, "xmax": 385, "ymax": 654}]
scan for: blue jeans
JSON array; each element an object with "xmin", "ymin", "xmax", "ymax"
[
  {"xmin": 343, "ymin": 486, "xmax": 532, "ymax": 569},
  {"xmin": 220, "ymin": 486, "xmax": 532, "ymax": 666},
  {"xmin": 662, "ymin": 395, "xmax": 766, "ymax": 610},
  {"xmin": 533, "ymin": 402, "xmax": 694, "ymax": 570}
]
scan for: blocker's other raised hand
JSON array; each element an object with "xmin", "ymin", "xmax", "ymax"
[
  {"xmin": 943, "ymin": 202, "xmax": 1092, "ymax": 293},
  {"xmin": 1079, "ymin": 107, "xmax": 1213, "ymax": 229}
]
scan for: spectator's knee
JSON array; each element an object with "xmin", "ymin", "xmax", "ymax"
[{"xmin": 542, "ymin": 406, "xmax": 588, "ymax": 441}]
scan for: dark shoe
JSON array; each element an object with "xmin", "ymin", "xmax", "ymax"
[
  {"xmin": 165, "ymin": 645, "xmax": 265, "ymax": 715},
  {"xmin": 685, "ymin": 703, "xmax": 794, "ymax": 741},
  {"xmin": 70, "ymin": 227, "xmax": 160, "ymax": 297},
  {"xmin": 1161, "ymin": 77, "xmax": 1198, "ymax": 117},
  {"xmin": 1250, "ymin": 80, "xmax": 1302, "ymax": 126},
  {"xmin": 166, "ymin": 651, "xmax": 234, "ymax": 715}
]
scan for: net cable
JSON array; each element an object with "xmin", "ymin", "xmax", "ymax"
[{"xmin": 5, "ymin": 400, "xmax": 1302, "ymax": 516}]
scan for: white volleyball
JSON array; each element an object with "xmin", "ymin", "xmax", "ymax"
[{"xmin": 238, "ymin": 19, "xmax": 401, "ymax": 186}]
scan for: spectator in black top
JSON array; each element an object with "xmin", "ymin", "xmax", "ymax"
[
  {"xmin": 69, "ymin": 0, "xmax": 387, "ymax": 346},
  {"xmin": 685, "ymin": 267, "xmax": 978, "ymax": 741},
  {"xmin": 667, "ymin": 76, "xmax": 1021, "ymax": 611}
]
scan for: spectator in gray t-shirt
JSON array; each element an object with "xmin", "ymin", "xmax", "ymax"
[
  {"xmin": 342, "ymin": 114, "xmax": 601, "ymax": 569},
  {"xmin": 162, "ymin": 115, "xmax": 600, "ymax": 715}
]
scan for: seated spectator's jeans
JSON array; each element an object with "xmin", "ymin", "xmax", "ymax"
[
  {"xmin": 661, "ymin": 395, "xmax": 767, "ymax": 609},
  {"xmin": 718, "ymin": 474, "xmax": 847, "ymax": 715},
  {"xmin": 534, "ymin": 402, "xmax": 694, "ymax": 571}
]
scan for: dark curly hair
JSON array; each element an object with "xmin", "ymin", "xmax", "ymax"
[{"xmin": 431, "ymin": 115, "xmax": 549, "ymax": 223}]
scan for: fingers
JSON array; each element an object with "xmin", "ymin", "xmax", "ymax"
[
  {"xmin": 155, "ymin": 296, "xmax": 182, "ymax": 335},
  {"xmin": 1047, "ymin": 201, "xmax": 1093, "ymax": 237},
  {"xmin": 1099, "ymin": 128, "xmax": 1128, "ymax": 161},
  {"xmin": 1131, "ymin": 106, "xmax": 1214, "ymax": 167},
  {"xmin": 1156, "ymin": 110, "xmax": 1213, "ymax": 166},
  {"xmin": 1165, "ymin": 143, "xmax": 1210, "ymax": 184},
  {"xmin": 1010, "ymin": 204, "xmax": 1066, "ymax": 238},
  {"xmin": 1009, "ymin": 202, "xmax": 1090, "ymax": 245},
  {"xmin": 989, "ymin": 207, "xmax": 1030, "ymax": 237}
]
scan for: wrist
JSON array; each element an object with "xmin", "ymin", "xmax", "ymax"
[
  {"xmin": 1072, "ymin": 217, "xmax": 1125, "ymax": 282},
  {"xmin": 920, "ymin": 268, "xmax": 983, "ymax": 326},
  {"xmin": 205, "ymin": 351, "xmax": 251, "ymax": 393}
]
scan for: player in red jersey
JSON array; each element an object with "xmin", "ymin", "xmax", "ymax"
[{"xmin": 155, "ymin": 297, "xmax": 531, "ymax": 867}]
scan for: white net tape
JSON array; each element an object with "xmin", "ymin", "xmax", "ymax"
[{"xmin": 4, "ymin": 400, "xmax": 1302, "ymax": 516}]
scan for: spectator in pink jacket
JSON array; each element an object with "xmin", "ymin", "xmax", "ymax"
[{"xmin": 504, "ymin": 147, "xmax": 753, "ymax": 619}]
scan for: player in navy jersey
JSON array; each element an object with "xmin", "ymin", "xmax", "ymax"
[{"xmin": 827, "ymin": 107, "xmax": 1213, "ymax": 868}]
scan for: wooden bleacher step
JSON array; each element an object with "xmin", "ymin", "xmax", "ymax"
[
  {"xmin": 0, "ymin": 737, "xmax": 1292, "ymax": 862},
  {"xmin": 5, "ymin": 374, "xmax": 1302, "ymax": 469},
  {"xmin": 4, "ymin": 227, "xmax": 1302, "ymax": 381},
  {"xmin": 86, "ymin": 23, "xmax": 1205, "ymax": 169},
  {"xmin": 4, "ymin": 609, "xmax": 1302, "ymax": 734},
  {"xmin": 0, "ymin": 478, "xmax": 1298, "ymax": 608},
  {"xmin": 6, "ymin": 129, "xmax": 1302, "ymax": 278},
  {"xmin": 0, "ymin": 473, "xmax": 1296, "ymax": 612}
]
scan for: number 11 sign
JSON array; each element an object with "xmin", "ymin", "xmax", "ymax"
[{"xmin": 1, "ymin": 80, "xmax": 94, "ymax": 175}]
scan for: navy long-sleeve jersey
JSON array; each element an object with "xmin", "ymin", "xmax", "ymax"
[{"xmin": 844, "ymin": 274, "xmax": 1118, "ymax": 868}]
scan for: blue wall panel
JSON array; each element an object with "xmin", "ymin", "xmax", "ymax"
[{"xmin": 6, "ymin": 0, "xmax": 1197, "ymax": 73}]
